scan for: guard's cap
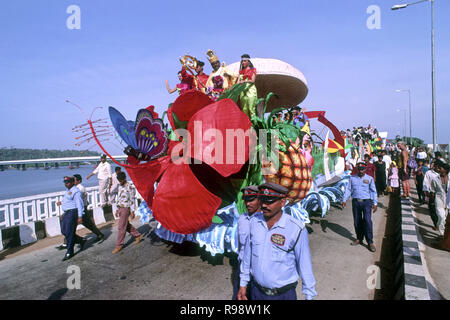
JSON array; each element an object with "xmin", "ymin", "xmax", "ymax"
[
  {"xmin": 100, "ymin": 154, "xmax": 107, "ymax": 159},
  {"xmin": 357, "ymin": 162, "xmax": 367, "ymax": 170},
  {"xmin": 257, "ymin": 182, "xmax": 288, "ymax": 203},
  {"xmin": 63, "ymin": 176, "xmax": 75, "ymax": 183},
  {"xmin": 241, "ymin": 185, "xmax": 259, "ymax": 201}
]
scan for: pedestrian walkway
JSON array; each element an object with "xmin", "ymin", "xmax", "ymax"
[
  {"xmin": 410, "ymin": 184, "xmax": 450, "ymax": 300},
  {"xmin": 0, "ymin": 195, "xmax": 393, "ymax": 300}
]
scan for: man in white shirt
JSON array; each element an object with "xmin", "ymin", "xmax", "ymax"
[
  {"xmin": 346, "ymin": 149, "xmax": 359, "ymax": 171},
  {"xmin": 381, "ymin": 150, "xmax": 392, "ymax": 186},
  {"xmin": 87, "ymin": 154, "xmax": 112, "ymax": 207},
  {"xmin": 428, "ymin": 162, "xmax": 449, "ymax": 236},
  {"xmin": 424, "ymin": 161, "xmax": 442, "ymax": 231},
  {"xmin": 416, "ymin": 147, "xmax": 427, "ymax": 161}
]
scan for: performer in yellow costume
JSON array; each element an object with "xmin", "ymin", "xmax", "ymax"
[
  {"xmin": 205, "ymin": 50, "xmax": 236, "ymax": 91},
  {"xmin": 237, "ymin": 54, "xmax": 258, "ymax": 119}
]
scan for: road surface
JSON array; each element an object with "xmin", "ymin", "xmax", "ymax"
[{"xmin": 0, "ymin": 196, "xmax": 393, "ymax": 300}]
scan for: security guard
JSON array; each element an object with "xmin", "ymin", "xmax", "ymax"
[
  {"xmin": 342, "ymin": 162, "xmax": 378, "ymax": 252},
  {"xmin": 232, "ymin": 186, "xmax": 260, "ymax": 300},
  {"xmin": 238, "ymin": 182, "xmax": 317, "ymax": 300},
  {"xmin": 60, "ymin": 176, "xmax": 86, "ymax": 261}
]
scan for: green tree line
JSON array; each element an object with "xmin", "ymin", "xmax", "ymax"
[{"xmin": 0, "ymin": 147, "xmax": 100, "ymax": 161}]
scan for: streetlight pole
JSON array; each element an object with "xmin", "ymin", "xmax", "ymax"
[
  {"xmin": 392, "ymin": 0, "xmax": 437, "ymax": 152},
  {"xmin": 396, "ymin": 108, "xmax": 407, "ymax": 139},
  {"xmin": 431, "ymin": 0, "xmax": 437, "ymax": 152},
  {"xmin": 396, "ymin": 89, "xmax": 412, "ymax": 145}
]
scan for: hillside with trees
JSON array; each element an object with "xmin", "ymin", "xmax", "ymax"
[{"xmin": 0, "ymin": 147, "xmax": 100, "ymax": 161}]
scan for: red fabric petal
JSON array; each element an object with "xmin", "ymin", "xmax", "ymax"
[
  {"xmin": 145, "ymin": 105, "xmax": 159, "ymax": 119},
  {"xmin": 167, "ymin": 106, "xmax": 176, "ymax": 133},
  {"xmin": 152, "ymin": 162, "xmax": 222, "ymax": 234},
  {"xmin": 125, "ymin": 155, "xmax": 171, "ymax": 208},
  {"xmin": 171, "ymin": 89, "xmax": 212, "ymax": 122},
  {"xmin": 187, "ymin": 98, "xmax": 252, "ymax": 177}
]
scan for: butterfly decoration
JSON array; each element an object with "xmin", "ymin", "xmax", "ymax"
[{"xmin": 109, "ymin": 106, "xmax": 169, "ymax": 161}]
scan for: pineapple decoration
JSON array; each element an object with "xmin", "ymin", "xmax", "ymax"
[
  {"xmin": 251, "ymin": 93, "xmax": 313, "ymax": 203},
  {"xmin": 263, "ymin": 139, "xmax": 312, "ymax": 203}
]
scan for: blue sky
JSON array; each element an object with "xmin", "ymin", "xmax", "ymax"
[{"xmin": 0, "ymin": 0, "xmax": 449, "ymax": 155}]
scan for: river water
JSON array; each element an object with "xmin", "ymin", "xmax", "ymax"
[{"xmin": 0, "ymin": 165, "xmax": 129, "ymax": 200}]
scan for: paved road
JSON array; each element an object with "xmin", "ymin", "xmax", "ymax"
[
  {"xmin": 0, "ymin": 195, "xmax": 392, "ymax": 300},
  {"xmin": 410, "ymin": 185, "xmax": 450, "ymax": 300}
]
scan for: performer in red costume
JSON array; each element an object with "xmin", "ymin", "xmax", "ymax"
[
  {"xmin": 165, "ymin": 71, "xmax": 192, "ymax": 95},
  {"xmin": 180, "ymin": 60, "xmax": 209, "ymax": 92}
]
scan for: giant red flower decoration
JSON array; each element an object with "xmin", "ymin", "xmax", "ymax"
[{"xmin": 125, "ymin": 90, "xmax": 252, "ymax": 234}]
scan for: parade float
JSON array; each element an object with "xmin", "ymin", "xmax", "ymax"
[{"xmin": 74, "ymin": 51, "xmax": 351, "ymax": 256}]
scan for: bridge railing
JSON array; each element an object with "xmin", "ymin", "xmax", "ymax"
[{"xmin": 0, "ymin": 186, "xmax": 140, "ymax": 229}]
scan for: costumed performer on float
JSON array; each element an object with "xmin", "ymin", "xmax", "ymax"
[
  {"xmin": 165, "ymin": 71, "xmax": 192, "ymax": 95},
  {"xmin": 205, "ymin": 49, "xmax": 236, "ymax": 92},
  {"xmin": 237, "ymin": 54, "xmax": 258, "ymax": 119},
  {"xmin": 179, "ymin": 56, "xmax": 209, "ymax": 93}
]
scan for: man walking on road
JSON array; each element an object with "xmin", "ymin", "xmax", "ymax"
[
  {"xmin": 342, "ymin": 162, "xmax": 378, "ymax": 252},
  {"xmin": 424, "ymin": 160, "xmax": 442, "ymax": 231},
  {"xmin": 397, "ymin": 141, "xmax": 410, "ymax": 198},
  {"xmin": 238, "ymin": 182, "xmax": 317, "ymax": 301},
  {"xmin": 73, "ymin": 174, "xmax": 105, "ymax": 243},
  {"xmin": 87, "ymin": 154, "xmax": 112, "ymax": 207},
  {"xmin": 112, "ymin": 172, "xmax": 143, "ymax": 254},
  {"xmin": 59, "ymin": 176, "xmax": 87, "ymax": 261},
  {"xmin": 429, "ymin": 162, "xmax": 449, "ymax": 237}
]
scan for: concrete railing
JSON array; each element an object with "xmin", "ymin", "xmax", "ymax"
[{"xmin": 0, "ymin": 187, "xmax": 103, "ymax": 230}]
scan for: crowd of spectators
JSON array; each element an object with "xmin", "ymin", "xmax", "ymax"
[{"xmin": 341, "ymin": 123, "xmax": 449, "ymax": 251}]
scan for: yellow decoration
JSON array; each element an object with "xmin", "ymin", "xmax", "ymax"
[{"xmin": 301, "ymin": 122, "xmax": 310, "ymax": 136}]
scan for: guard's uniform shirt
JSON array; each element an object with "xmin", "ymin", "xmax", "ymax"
[
  {"xmin": 237, "ymin": 212, "xmax": 253, "ymax": 263},
  {"xmin": 240, "ymin": 212, "xmax": 317, "ymax": 300},
  {"xmin": 343, "ymin": 174, "xmax": 378, "ymax": 205},
  {"xmin": 61, "ymin": 185, "xmax": 85, "ymax": 217}
]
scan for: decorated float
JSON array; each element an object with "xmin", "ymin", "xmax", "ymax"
[{"xmin": 73, "ymin": 51, "xmax": 352, "ymax": 256}]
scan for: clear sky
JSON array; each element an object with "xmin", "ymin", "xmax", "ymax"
[{"xmin": 1, "ymin": 0, "xmax": 449, "ymax": 155}]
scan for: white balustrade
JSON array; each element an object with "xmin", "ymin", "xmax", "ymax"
[{"xmin": 0, "ymin": 185, "xmax": 141, "ymax": 229}]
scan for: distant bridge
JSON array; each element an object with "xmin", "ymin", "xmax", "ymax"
[{"xmin": 0, "ymin": 155, "xmax": 128, "ymax": 171}]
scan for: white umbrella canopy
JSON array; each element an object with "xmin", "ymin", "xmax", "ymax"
[{"xmin": 226, "ymin": 58, "xmax": 309, "ymax": 113}]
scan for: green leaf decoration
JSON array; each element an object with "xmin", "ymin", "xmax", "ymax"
[
  {"xmin": 212, "ymin": 215, "xmax": 224, "ymax": 224},
  {"xmin": 172, "ymin": 112, "xmax": 189, "ymax": 130},
  {"xmin": 217, "ymin": 83, "xmax": 248, "ymax": 104}
]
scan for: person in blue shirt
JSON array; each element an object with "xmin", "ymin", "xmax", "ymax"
[
  {"xmin": 342, "ymin": 162, "xmax": 378, "ymax": 252},
  {"xmin": 292, "ymin": 106, "xmax": 308, "ymax": 128},
  {"xmin": 59, "ymin": 176, "xmax": 86, "ymax": 261},
  {"xmin": 232, "ymin": 185, "xmax": 260, "ymax": 300},
  {"xmin": 238, "ymin": 182, "xmax": 317, "ymax": 300}
]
